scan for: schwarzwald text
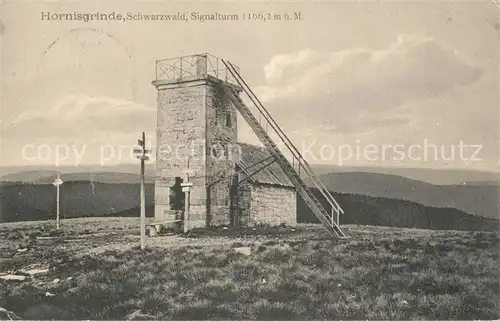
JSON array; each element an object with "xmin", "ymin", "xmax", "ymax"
[{"xmin": 41, "ymin": 12, "xmax": 241, "ymax": 22}]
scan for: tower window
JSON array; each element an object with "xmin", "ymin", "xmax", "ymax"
[{"xmin": 225, "ymin": 113, "xmax": 232, "ymax": 128}]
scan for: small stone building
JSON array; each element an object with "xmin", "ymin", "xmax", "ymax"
[
  {"xmin": 234, "ymin": 142, "xmax": 296, "ymax": 227},
  {"xmin": 152, "ymin": 54, "xmax": 297, "ymax": 229}
]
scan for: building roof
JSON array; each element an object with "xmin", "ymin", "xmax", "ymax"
[{"xmin": 235, "ymin": 142, "xmax": 294, "ymax": 188}]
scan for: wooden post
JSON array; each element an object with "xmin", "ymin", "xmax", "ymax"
[
  {"xmin": 183, "ymin": 188, "xmax": 190, "ymax": 233},
  {"xmin": 134, "ymin": 132, "xmax": 149, "ymax": 250},
  {"xmin": 56, "ymin": 183, "xmax": 60, "ymax": 230},
  {"xmin": 53, "ymin": 174, "xmax": 63, "ymax": 230},
  {"xmin": 140, "ymin": 132, "xmax": 146, "ymax": 250},
  {"xmin": 181, "ymin": 171, "xmax": 193, "ymax": 234}
]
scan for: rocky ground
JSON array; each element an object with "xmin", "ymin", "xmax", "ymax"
[{"xmin": 0, "ymin": 218, "xmax": 499, "ymax": 320}]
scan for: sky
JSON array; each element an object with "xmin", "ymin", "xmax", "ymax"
[{"xmin": 1, "ymin": 0, "xmax": 499, "ymax": 171}]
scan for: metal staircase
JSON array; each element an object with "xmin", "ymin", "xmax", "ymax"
[{"xmin": 219, "ymin": 60, "xmax": 347, "ymax": 238}]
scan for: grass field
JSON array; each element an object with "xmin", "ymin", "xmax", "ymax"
[{"xmin": 0, "ymin": 218, "xmax": 499, "ymax": 320}]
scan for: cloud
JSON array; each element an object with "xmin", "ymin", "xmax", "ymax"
[
  {"xmin": 263, "ymin": 49, "xmax": 320, "ymax": 81},
  {"xmin": 5, "ymin": 94, "xmax": 155, "ymax": 139},
  {"xmin": 4, "ymin": 34, "xmax": 484, "ymax": 152},
  {"xmin": 254, "ymin": 34, "xmax": 482, "ymax": 135}
]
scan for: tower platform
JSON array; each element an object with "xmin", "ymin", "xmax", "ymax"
[{"xmin": 153, "ymin": 53, "xmax": 241, "ymax": 88}]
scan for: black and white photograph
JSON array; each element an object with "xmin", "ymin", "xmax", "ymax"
[{"xmin": 0, "ymin": 1, "xmax": 499, "ymax": 320}]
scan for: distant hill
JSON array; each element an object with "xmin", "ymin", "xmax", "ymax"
[
  {"xmin": 32, "ymin": 172, "xmax": 155, "ymax": 184},
  {"xmin": 0, "ymin": 170, "xmax": 59, "ymax": 183},
  {"xmin": 0, "ymin": 164, "xmax": 155, "ymax": 181},
  {"xmin": 1, "ymin": 180, "xmax": 498, "ymax": 232},
  {"xmin": 0, "ymin": 181, "xmax": 154, "ymax": 222},
  {"xmin": 306, "ymin": 165, "xmax": 500, "ymax": 185},
  {"xmin": 0, "ymin": 167, "xmax": 156, "ymax": 183},
  {"xmin": 307, "ymin": 172, "xmax": 499, "ymax": 219},
  {"xmin": 2, "ymin": 167, "xmax": 498, "ymax": 220},
  {"xmin": 2, "ymin": 164, "xmax": 499, "ymax": 185},
  {"xmin": 297, "ymin": 188, "xmax": 499, "ymax": 232},
  {"xmin": 0, "ymin": 199, "xmax": 52, "ymax": 222},
  {"xmin": 462, "ymin": 180, "xmax": 500, "ymax": 186}
]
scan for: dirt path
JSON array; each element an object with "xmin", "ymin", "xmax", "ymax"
[{"xmin": 79, "ymin": 233, "xmax": 274, "ymax": 256}]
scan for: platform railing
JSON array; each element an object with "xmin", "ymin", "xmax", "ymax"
[{"xmin": 155, "ymin": 53, "xmax": 240, "ymax": 86}]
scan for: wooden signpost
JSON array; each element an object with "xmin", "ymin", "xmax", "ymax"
[
  {"xmin": 134, "ymin": 132, "xmax": 151, "ymax": 250},
  {"xmin": 181, "ymin": 171, "xmax": 193, "ymax": 233},
  {"xmin": 52, "ymin": 174, "xmax": 63, "ymax": 230}
]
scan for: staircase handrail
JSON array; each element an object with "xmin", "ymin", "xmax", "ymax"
[{"xmin": 222, "ymin": 59, "xmax": 343, "ymax": 214}]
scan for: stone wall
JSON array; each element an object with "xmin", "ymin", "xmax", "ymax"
[
  {"xmin": 238, "ymin": 183, "xmax": 297, "ymax": 226},
  {"xmin": 153, "ymin": 77, "xmax": 240, "ymax": 228},
  {"xmin": 236, "ymin": 183, "xmax": 251, "ymax": 226},
  {"xmin": 205, "ymin": 84, "xmax": 238, "ymax": 226},
  {"xmin": 154, "ymin": 80, "xmax": 208, "ymax": 228}
]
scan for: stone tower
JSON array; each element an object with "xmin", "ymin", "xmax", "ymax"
[{"xmin": 152, "ymin": 54, "xmax": 240, "ymax": 228}]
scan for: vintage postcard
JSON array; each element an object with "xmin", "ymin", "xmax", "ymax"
[{"xmin": 0, "ymin": 0, "xmax": 498, "ymax": 320}]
